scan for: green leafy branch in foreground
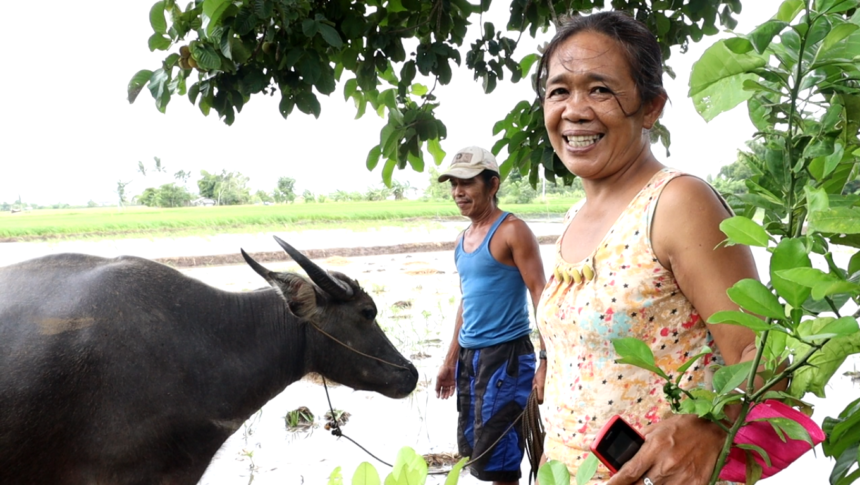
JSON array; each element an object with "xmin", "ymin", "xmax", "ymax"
[
  {"xmin": 572, "ymin": 1, "xmax": 860, "ymax": 484},
  {"xmin": 325, "ymin": 447, "xmax": 467, "ymax": 485},
  {"xmin": 128, "ymin": 0, "xmax": 742, "ymax": 185}
]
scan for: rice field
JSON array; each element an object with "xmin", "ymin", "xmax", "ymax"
[{"xmin": 0, "ymin": 199, "xmax": 578, "ymax": 240}]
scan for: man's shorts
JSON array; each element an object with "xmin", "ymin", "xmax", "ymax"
[{"xmin": 456, "ymin": 334, "xmax": 536, "ymax": 482}]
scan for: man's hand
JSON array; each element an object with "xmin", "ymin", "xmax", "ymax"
[
  {"xmin": 606, "ymin": 414, "xmax": 726, "ymax": 485},
  {"xmin": 436, "ymin": 364, "xmax": 456, "ymax": 399},
  {"xmin": 533, "ymin": 358, "xmax": 547, "ymax": 404}
]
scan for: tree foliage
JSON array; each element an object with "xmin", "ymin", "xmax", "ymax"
[
  {"xmin": 129, "ymin": 0, "xmax": 743, "ymax": 186},
  {"xmin": 137, "ymin": 183, "xmax": 194, "ymax": 207},
  {"xmin": 273, "ymin": 176, "xmax": 297, "ymax": 203},
  {"xmin": 197, "ymin": 169, "xmax": 252, "ymax": 205}
]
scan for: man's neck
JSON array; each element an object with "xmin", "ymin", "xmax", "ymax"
[{"xmin": 468, "ymin": 206, "xmax": 502, "ymax": 229}]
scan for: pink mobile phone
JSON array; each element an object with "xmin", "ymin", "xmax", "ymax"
[{"xmin": 590, "ymin": 415, "xmax": 646, "ymax": 475}]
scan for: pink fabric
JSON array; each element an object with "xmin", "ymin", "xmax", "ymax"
[{"xmin": 719, "ymin": 399, "xmax": 825, "ymax": 481}]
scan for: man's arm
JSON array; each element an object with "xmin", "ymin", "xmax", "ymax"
[
  {"xmin": 436, "ymin": 300, "xmax": 463, "ymax": 399},
  {"xmin": 505, "ymin": 217, "xmax": 548, "ymax": 402}
]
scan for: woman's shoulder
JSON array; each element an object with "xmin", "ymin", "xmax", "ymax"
[{"xmin": 659, "ymin": 173, "xmax": 726, "ymax": 212}]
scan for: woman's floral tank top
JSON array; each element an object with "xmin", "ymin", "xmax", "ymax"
[{"xmin": 536, "ymin": 168, "xmax": 723, "ymax": 483}]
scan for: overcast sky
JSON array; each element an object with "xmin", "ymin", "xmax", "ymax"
[{"xmin": 0, "ymin": 1, "xmax": 780, "ymax": 206}]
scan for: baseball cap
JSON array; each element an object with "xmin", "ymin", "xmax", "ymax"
[{"xmin": 437, "ymin": 146, "xmax": 500, "ymax": 182}]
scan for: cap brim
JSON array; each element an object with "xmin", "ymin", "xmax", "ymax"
[{"xmin": 437, "ymin": 167, "xmax": 484, "ymax": 183}]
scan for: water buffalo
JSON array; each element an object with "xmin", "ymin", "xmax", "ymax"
[{"xmin": 0, "ymin": 236, "xmax": 418, "ymax": 485}]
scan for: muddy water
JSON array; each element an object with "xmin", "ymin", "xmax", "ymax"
[{"xmin": 187, "ymin": 246, "xmax": 859, "ymax": 485}]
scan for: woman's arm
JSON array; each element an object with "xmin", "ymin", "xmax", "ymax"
[{"xmin": 608, "ymin": 175, "xmax": 763, "ymax": 485}]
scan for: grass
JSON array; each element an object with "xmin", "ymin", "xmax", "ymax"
[{"xmin": 0, "ymin": 199, "xmax": 578, "ymax": 240}]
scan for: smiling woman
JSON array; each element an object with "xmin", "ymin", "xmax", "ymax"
[{"xmin": 532, "ymin": 11, "xmax": 763, "ymax": 485}]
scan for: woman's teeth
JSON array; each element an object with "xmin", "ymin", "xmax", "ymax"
[{"xmin": 566, "ymin": 135, "xmax": 601, "ymax": 147}]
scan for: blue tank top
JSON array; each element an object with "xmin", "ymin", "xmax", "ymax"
[{"xmin": 455, "ymin": 211, "xmax": 531, "ymax": 349}]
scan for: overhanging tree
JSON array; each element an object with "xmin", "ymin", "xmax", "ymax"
[{"xmin": 128, "ymin": 0, "xmax": 742, "ymax": 186}]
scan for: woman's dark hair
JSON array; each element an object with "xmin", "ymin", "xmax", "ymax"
[
  {"xmin": 534, "ymin": 11, "xmax": 666, "ymax": 106},
  {"xmin": 478, "ymin": 169, "xmax": 500, "ymax": 204}
]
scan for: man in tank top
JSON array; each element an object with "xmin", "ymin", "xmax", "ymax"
[{"xmin": 435, "ymin": 146, "xmax": 547, "ymax": 485}]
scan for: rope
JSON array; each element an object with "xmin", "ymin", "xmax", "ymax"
[
  {"xmin": 522, "ymin": 391, "xmax": 546, "ymax": 484},
  {"xmin": 308, "ymin": 321, "xmax": 411, "ymax": 370},
  {"xmin": 322, "ymin": 376, "xmax": 394, "ymax": 467},
  {"xmin": 321, "ymin": 374, "xmax": 543, "ymax": 480},
  {"xmin": 310, "ymin": 321, "xmax": 544, "ymax": 480}
]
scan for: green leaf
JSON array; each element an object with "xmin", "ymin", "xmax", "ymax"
[
  {"xmin": 384, "ymin": 447, "xmax": 427, "ymax": 485},
  {"xmin": 821, "ymin": 142, "xmax": 846, "ymax": 180},
  {"xmin": 343, "ymin": 78, "xmax": 357, "ymax": 102},
  {"xmin": 727, "ymin": 279, "xmax": 785, "ymax": 320},
  {"xmin": 191, "ymin": 43, "xmax": 221, "ymax": 70},
  {"xmin": 150, "ymin": 1, "xmax": 168, "ymax": 34},
  {"xmin": 818, "ymin": 23, "xmax": 859, "ymax": 59},
  {"xmin": 737, "ymin": 443, "xmax": 773, "ymax": 468},
  {"xmin": 519, "ymin": 53, "xmax": 539, "ymax": 76},
  {"xmin": 789, "ymin": 331, "xmax": 860, "ymax": 397},
  {"xmin": 719, "ymin": 216, "xmax": 770, "ymax": 247},
  {"xmin": 381, "ymin": 159, "xmax": 396, "ymax": 187},
  {"xmin": 770, "ymin": 238, "xmax": 812, "ymax": 308},
  {"xmin": 811, "ymin": 280, "xmax": 860, "ymax": 301},
  {"xmin": 744, "ymin": 449, "xmax": 764, "ymax": 484},
  {"xmin": 816, "ymin": 0, "xmax": 860, "ymax": 14},
  {"xmin": 202, "ymin": 0, "xmax": 231, "ymax": 35},
  {"xmin": 676, "ymin": 346, "xmax": 714, "ymax": 379},
  {"xmin": 366, "ymin": 145, "xmax": 382, "ymax": 171},
  {"xmin": 776, "ymin": 0, "xmax": 804, "ymax": 22},
  {"xmin": 576, "ymin": 454, "xmax": 598, "ymax": 485},
  {"xmin": 352, "ymin": 462, "xmax": 380, "ymax": 485},
  {"xmin": 329, "ymin": 466, "xmax": 344, "ymax": 485},
  {"xmin": 538, "ymin": 460, "xmax": 571, "ymax": 485},
  {"xmin": 148, "ymin": 33, "xmax": 171, "ymax": 51},
  {"xmin": 444, "ymin": 457, "xmax": 469, "ymax": 485},
  {"xmin": 776, "ymin": 267, "xmax": 836, "ymax": 288},
  {"xmin": 278, "ymin": 94, "xmax": 294, "ymax": 118},
  {"xmin": 127, "ymin": 69, "xmax": 154, "ymax": 103},
  {"xmin": 758, "ymin": 417, "xmax": 815, "ymax": 448},
  {"xmin": 318, "ymin": 23, "xmax": 344, "ymax": 49},
  {"xmin": 712, "ymin": 360, "xmax": 755, "ymax": 394},
  {"xmin": 302, "ymin": 19, "xmax": 319, "ymax": 37},
  {"xmin": 809, "ymin": 207, "xmax": 860, "ymax": 234},
  {"xmin": 748, "ymin": 20, "xmax": 789, "ymax": 54},
  {"xmin": 799, "ymin": 316, "xmax": 859, "ymax": 342},
  {"xmin": 296, "ymin": 91, "xmax": 321, "ymax": 118},
  {"xmin": 805, "ymin": 185, "xmax": 830, "ymax": 212},
  {"xmin": 708, "ymin": 311, "xmax": 773, "ymax": 332},
  {"xmin": 689, "ymin": 39, "xmax": 766, "ymax": 121},
  {"xmin": 828, "ymin": 442, "xmax": 860, "ymax": 484},
  {"xmin": 427, "ymin": 138, "xmax": 446, "ymax": 166},
  {"xmin": 612, "ymin": 338, "xmax": 669, "ymax": 379},
  {"xmin": 411, "ymin": 83, "xmax": 428, "ymax": 96}
]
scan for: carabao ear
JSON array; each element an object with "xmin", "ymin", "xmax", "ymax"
[
  {"xmin": 269, "ymin": 272, "xmax": 319, "ymax": 319},
  {"xmin": 241, "ymin": 249, "xmax": 318, "ymax": 318}
]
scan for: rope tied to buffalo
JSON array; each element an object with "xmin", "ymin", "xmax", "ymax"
[{"xmin": 321, "ymin": 376, "xmax": 545, "ymax": 480}]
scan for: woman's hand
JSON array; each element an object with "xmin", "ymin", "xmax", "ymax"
[
  {"xmin": 533, "ymin": 358, "xmax": 547, "ymax": 404},
  {"xmin": 606, "ymin": 414, "xmax": 726, "ymax": 485}
]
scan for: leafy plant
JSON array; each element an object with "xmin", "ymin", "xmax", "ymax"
[
  {"xmin": 129, "ymin": 0, "xmax": 742, "ymax": 185},
  {"xmin": 326, "ymin": 446, "xmax": 468, "ymax": 485},
  {"xmin": 573, "ymin": 1, "xmax": 860, "ymax": 484}
]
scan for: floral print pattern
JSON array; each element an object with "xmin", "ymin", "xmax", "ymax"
[{"xmin": 537, "ymin": 169, "xmax": 727, "ymax": 484}]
